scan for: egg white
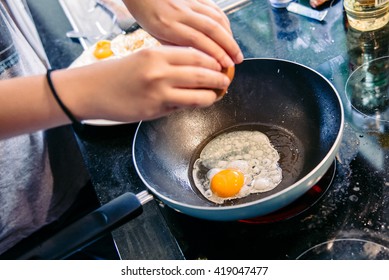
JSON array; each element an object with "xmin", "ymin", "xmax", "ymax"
[
  {"xmin": 70, "ymin": 29, "xmax": 160, "ymax": 68},
  {"xmin": 192, "ymin": 130, "xmax": 282, "ymax": 204}
]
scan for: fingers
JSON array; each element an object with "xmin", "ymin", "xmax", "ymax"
[
  {"xmin": 162, "ymin": 57, "xmax": 233, "ymax": 108},
  {"xmin": 165, "ymin": 22, "xmax": 239, "ymax": 68},
  {"xmin": 189, "ymin": 0, "xmax": 243, "ymax": 66},
  {"xmin": 165, "ymin": 88, "xmax": 220, "ymax": 109},
  {"xmin": 194, "ymin": 0, "xmax": 232, "ymax": 34},
  {"xmin": 138, "ymin": 47, "xmax": 233, "ymax": 108},
  {"xmin": 127, "ymin": 0, "xmax": 243, "ymax": 68},
  {"xmin": 166, "ymin": 65, "xmax": 231, "ymax": 90},
  {"xmin": 143, "ymin": 47, "xmax": 232, "ymax": 97},
  {"xmin": 146, "ymin": 87, "xmax": 217, "ymax": 121},
  {"xmin": 152, "ymin": 46, "xmax": 223, "ymax": 71},
  {"xmin": 175, "ymin": 14, "xmax": 243, "ymax": 67}
]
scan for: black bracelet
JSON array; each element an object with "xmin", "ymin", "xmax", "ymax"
[{"xmin": 46, "ymin": 69, "xmax": 83, "ymax": 130}]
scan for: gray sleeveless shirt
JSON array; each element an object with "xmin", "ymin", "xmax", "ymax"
[{"xmin": 0, "ymin": 3, "xmax": 89, "ymax": 254}]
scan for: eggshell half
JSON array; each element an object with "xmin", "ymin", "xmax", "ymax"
[{"xmin": 214, "ymin": 66, "xmax": 235, "ymax": 101}]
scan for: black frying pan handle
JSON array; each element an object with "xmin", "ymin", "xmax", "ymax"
[{"xmin": 18, "ymin": 192, "xmax": 144, "ymax": 260}]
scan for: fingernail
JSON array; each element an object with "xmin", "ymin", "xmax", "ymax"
[{"xmin": 235, "ymin": 52, "xmax": 244, "ymax": 63}]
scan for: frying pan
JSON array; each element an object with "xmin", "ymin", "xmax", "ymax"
[
  {"xmin": 11, "ymin": 58, "xmax": 344, "ymax": 259},
  {"xmin": 132, "ymin": 58, "xmax": 344, "ymax": 221}
]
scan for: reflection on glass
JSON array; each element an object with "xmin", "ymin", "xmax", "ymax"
[
  {"xmin": 270, "ymin": 6, "xmax": 298, "ymax": 41},
  {"xmin": 297, "ymin": 239, "xmax": 389, "ymax": 260},
  {"xmin": 345, "ymin": 24, "xmax": 389, "ymax": 131},
  {"xmin": 346, "ymin": 56, "xmax": 389, "ymax": 117},
  {"xmin": 347, "ymin": 24, "xmax": 389, "ymax": 70}
]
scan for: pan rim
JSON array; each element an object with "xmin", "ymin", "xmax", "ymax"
[{"xmin": 132, "ymin": 58, "xmax": 345, "ymax": 213}]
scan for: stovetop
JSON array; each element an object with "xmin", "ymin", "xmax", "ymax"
[
  {"xmin": 159, "ymin": 150, "xmax": 389, "ymax": 259},
  {"xmin": 25, "ymin": 0, "xmax": 389, "ymax": 259},
  {"xmin": 152, "ymin": 2, "xmax": 389, "ymax": 260}
]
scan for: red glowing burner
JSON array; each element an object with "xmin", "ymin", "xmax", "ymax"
[{"xmin": 239, "ymin": 162, "xmax": 336, "ymax": 224}]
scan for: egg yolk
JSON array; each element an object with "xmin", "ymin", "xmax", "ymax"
[
  {"xmin": 93, "ymin": 40, "xmax": 114, "ymax": 59},
  {"xmin": 210, "ymin": 169, "xmax": 244, "ymax": 198}
]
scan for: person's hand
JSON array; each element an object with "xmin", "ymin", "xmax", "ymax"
[
  {"xmin": 123, "ymin": 0, "xmax": 243, "ymax": 68},
  {"xmin": 57, "ymin": 46, "xmax": 232, "ymax": 123},
  {"xmin": 310, "ymin": 0, "xmax": 330, "ymax": 8}
]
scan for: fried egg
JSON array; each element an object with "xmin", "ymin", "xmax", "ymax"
[
  {"xmin": 70, "ymin": 29, "xmax": 161, "ymax": 68},
  {"xmin": 192, "ymin": 130, "xmax": 282, "ymax": 204}
]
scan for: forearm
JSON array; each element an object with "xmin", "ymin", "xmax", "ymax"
[
  {"xmin": 121, "ymin": 0, "xmax": 140, "ymax": 14},
  {"xmin": 0, "ymin": 74, "xmax": 70, "ymax": 139},
  {"xmin": 0, "ymin": 46, "xmax": 232, "ymax": 140},
  {"xmin": 121, "ymin": 0, "xmax": 153, "ymax": 27}
]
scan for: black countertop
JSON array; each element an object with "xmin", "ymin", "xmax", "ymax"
[{"xmin": 27, "ymin": 0, "xmax": 389, "ymax": 259}]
